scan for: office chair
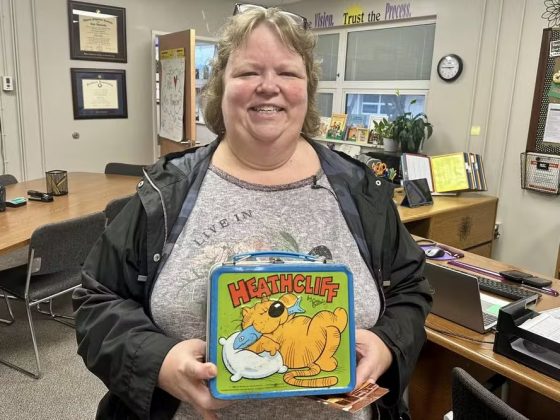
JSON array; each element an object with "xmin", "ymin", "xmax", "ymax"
[
  {"xmin": 104, "ymin": 162, "xmax": 146, "ymax": 177},
  {"xmin": 0, "ymin": 173, "xmax": 18, "ymax": 186},
  {"xmin": 104, "ymin": 194, "xmax": 134, "ymax": 226},
  {"xmin": 0, "ymin": 212, "xmax": 106, "ymax": 379},
  {"xmin": 451, "ymin": 367, "xmax": 528, "ymax": 420},
  {"xmin": 0, "ymin": 173, "xmax": 27, "ymax": 314}
]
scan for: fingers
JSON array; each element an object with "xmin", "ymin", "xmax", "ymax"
[
  {"xmin": 186, "ymin": 360, "xmax": 217, "ymax": 381},
  {"xmin": 355, "ymin": 358, "xmax": 375, "ymax": 390},
  {"xmin": 353, "ymin": 329, "xmax": 394, "ymax": 389}
]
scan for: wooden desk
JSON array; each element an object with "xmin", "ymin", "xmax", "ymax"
[
  {"xmin": 410, "ymin": 252, "xmax": 560, "ymax": 419},
  {"xmin": 0, "ymin": 172, "xmax": 138, "ymax": 255},
  {"xmin": 397, "ymin": 192, "xmax": 498, "ymax": 257}
]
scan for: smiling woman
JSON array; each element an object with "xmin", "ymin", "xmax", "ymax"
[
  {"xmin": 73, "ymin": 6, "xmax": 431, "ymax": 420},
  {"xmin": 214, "ymin": 23, "xmax": 313, "ymax": 183}
]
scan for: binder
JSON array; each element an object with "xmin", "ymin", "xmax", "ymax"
[
  {"xmin": 494, "ymin": 300, "xmax": 560, "ymax": 381},
  {"xmin": 401, "ymin": 152, "xmax": 488, "ymax": 193},
  {"xmin": 206, "ymin": 251, "xmax": 356, "ymax": 399}
]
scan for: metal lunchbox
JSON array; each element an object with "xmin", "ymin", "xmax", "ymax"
[{"xmin": 206, "ymin": 251, "xmax": 356, "ymax": 400}]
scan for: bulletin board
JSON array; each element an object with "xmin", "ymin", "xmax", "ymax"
[
  {"xmin": 527, "ymin": 28, "xmax": 560, "ymax": 154},
  {"xmin": 522, "ymin": 28, "xmax": 560, "ymax": 194}
]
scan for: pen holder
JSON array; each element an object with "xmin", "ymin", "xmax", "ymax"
[{"xmin": 45, "ymin": 170, "xmax": 68, "ymax": 196}]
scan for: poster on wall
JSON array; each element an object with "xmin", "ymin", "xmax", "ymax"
[
  {"xmin": 159, "ymin": 48, "xmax": 186, "ymax": 142},
  {"xmin": 67, "ymin": 1, "xmax": 127, "ymax": 62}
]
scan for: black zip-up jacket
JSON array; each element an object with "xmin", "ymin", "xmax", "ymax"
[{"xmin": 73, "ymin": 139, "xmax": 432, "ymax": 420}]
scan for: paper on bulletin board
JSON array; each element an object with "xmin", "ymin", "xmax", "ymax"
[
  {"xmin": 159, "ymin": 48, "xmax": 185, "ymax": 142},
  {"xmin": 542, "ymin": 103, "xmax": 560, "ymax": 144}
]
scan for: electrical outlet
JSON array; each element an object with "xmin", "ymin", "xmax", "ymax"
[{"xmin": 494, "ymin": 222, "xmax": 501, "ymax": 239}]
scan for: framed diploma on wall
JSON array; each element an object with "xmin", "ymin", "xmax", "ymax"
[
  {"xmin": 67, "ymin": 1, "xmax": 127, "ymax": 62},
  {"xmin": 70, "ymin": 68, "xmax": 127, "ymax": 119}
]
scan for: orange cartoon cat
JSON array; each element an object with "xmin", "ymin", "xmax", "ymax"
[{"xmin": 233, "ymin": 293, "xmax": 348, "ymax": 387}]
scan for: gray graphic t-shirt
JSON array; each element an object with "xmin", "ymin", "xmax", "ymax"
[{"xmin": 151, "ymin": 166, "xmax": 381, "ymax": 419}]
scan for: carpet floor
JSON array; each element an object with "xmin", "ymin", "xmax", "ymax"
[{"xmin": 0, "ymin": 294, "xmax": 106, "ymax": 419}]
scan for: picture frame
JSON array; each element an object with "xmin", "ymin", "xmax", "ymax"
[
  {"xmin": 67, "ymin": 1, "xmax": 127, "ymax": 62},
  {"xmin": 70, "ymin": 68, "xmax": 127, "ymax": 119}
]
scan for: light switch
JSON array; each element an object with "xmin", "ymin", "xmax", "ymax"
[
  {"xmin": 470, "ymin": 126, "xmax": 481, "ymax": 136},
  {"xmin": 2, "ymin": 76, "xmax": 14, "ymax": 91}
]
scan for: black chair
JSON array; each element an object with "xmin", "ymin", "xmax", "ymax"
[
  {"xmin": 104, "ymin": 162, "xmax": 146, "ymax": 177},
  {"xmin": 0, "ymin": 175, "xmax": 27, "ymax": 268},
  {"xmin": 451, "ymin": 367, "xmax": 528, "ymax": 420},
  {"xmin": 0, "ymin": 173, "xmax": 18, "ymax": 186},
  {"xmin": 0, "ymin": 212, "xmax": 106, "ymax": 378},
  {"xmin": 104, "ymin": 194, "xmax": 134, "ymax": 226}
]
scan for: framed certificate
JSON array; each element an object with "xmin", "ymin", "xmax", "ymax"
[
  {"xmin": 67, "ymin": 1, "xmax": 127, "ymax": 62},
  {"xmin": 70, "ymin": 68, "xmax": 127, "ymax": 119}
]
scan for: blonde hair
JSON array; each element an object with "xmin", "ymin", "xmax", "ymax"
[{"xmin": 201, "ymin": 8, "xmax": 321, "ymax": 137}]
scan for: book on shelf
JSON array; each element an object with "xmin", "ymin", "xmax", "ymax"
[
  {"xmin": 345, "ymin": 126, "xmax": 359, "ymax": 142},
  {"xmin": 326, "ymin": 113, "xmax": 347, "ymax": 140},
  {"xmin": 367, "ymin": 114, "xmax": 386, "ymax": 146},
  {"xmin": 355, "ymin": 127, "xmax": 370, "ymax": 145},
  {"xmin": 346, "ymin": 113, "xmax": 369, "ymax": 128},
  {"xmin": 401, "ymin": 152, "xmax": 488, "ymax": 193},
  {"xmin": 368, "ymin": 114, "xmax": 386, "ymax": 131},
  {"xmin": 318, "ymin": 116, "xmax": 331, "ymax": 139}
]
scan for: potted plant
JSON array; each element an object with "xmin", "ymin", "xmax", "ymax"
[
  {"xmin": 392, "ymin": 100, "xmax": 433, "ymax": 153},
  {"xmin": 372, "ymin": 118, "xmax": 398, "ymax": 152}
]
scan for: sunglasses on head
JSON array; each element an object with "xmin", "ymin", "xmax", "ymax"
[{"xmin": 233, "ymin": 3, "xmax": 310, "ymax": 30}]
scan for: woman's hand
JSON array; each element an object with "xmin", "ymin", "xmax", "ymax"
[
  {"xmin": 354, "ymin": 329, "xmax": 393, "ymax": 389},
  {"xmin": 158, "ymin": 339, "xmax": 232, "ymax": 419}
]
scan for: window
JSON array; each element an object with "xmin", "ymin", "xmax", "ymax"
[
  {"xmin": 195, "ymin": 38, "xmax": 217, "ymax": 124},
  {"xmin": 345, "ymin": 93, "xmax": 426, "ymax": 120},
  {"xmin": 315, "ymin": 20, "xmax": 435, "ymax": 119}
]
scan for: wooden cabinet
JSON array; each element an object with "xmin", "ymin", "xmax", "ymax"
[{"xmin": 397, "ymin": 193, "xmax": 498, "ymax": 257}]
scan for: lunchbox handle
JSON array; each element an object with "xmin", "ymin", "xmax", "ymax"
[{"xmin": 231, "ymin": 251, "xmax": 325, "ymax": 264}]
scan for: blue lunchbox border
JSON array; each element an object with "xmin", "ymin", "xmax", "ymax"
[{"xmin": 207, "ymin": 260, "xmax": 356, "ymax": 400}]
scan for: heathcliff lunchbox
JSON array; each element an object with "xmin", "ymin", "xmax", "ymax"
[{"xmin": 206, "ymin": 251, "xmax": 356, "ymax": 400}]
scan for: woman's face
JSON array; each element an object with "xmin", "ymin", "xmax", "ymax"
[{"xmin": 222, "ymin": 23, "xmax": 308, "ymax": 146}]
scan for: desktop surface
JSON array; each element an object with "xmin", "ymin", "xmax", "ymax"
[
  {"xmin": 411, "ymin": 251, "xmax": 560, "ymax": 419},
  {"xmin": 0, "ymin": 172, "xmax": 139, "ymax": 255}
]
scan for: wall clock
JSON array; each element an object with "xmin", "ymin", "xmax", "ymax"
[{"xmin": 437, "ymin": 54, "xmax": 463, "ymax": 82}]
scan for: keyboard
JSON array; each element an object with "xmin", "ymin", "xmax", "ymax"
[
  {"xmin": 482, "ymin": 311, "xmax": 498, "ymax": 327},
  {"xmin": 477, "ymin": 276, "xmax": 539, "ymax": 301}
]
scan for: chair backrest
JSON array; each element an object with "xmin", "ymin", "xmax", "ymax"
[
  {"xmin": 0, "ymin": 174, "xmax": 18, "ymax": 186},
  {"xmin": 104, "ymin": 162, "xmax": 145, "ymax": 177},
  {"xmin": 29, "ymin": 212, "xmax": 106, "ymax": 276},
  {"xmin": 452, "ymin": 367, "xmax": 528, "ymax": 420},
  {"xmin": 104, "ymin": 194, "xmax": 134, "ymax": 225}
]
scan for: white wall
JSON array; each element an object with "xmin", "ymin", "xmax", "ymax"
[
  {"xmin": 290, "ymin": 0, "xmax": 559, "ymax": 277},
  {"xmin": 1, "ymin": 0, "xmax": 558, "ymax": 276},
  {"xmin": 0, "ymin": 0, "xmax": 232, "ymax": 180}
]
